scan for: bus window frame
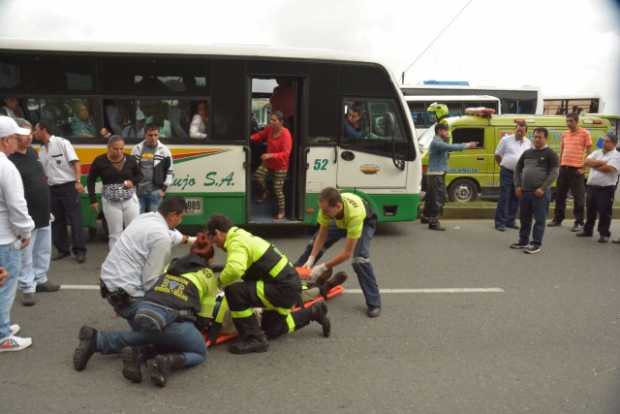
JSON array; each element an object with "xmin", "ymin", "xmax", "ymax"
[{"xmin": 340, "ymin": 96, "xmax": 416, "ymax": 161}]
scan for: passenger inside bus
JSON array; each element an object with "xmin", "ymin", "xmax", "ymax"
[
  {"xmin": 70, "ymin": 101, "xmax": 96, "ymax": 138},
  {"xmin": 344, "ymin": 102, "xmax": 365, "ymax": 139},
  {"xmin": 1, "ymin": 96, "xmax": 22, "ymax": 119},
  {"xmin": 189, "ymin": 101, "xmax": 208, "ymax": 139},
  {"xmin": 250, "ymin": 111, "xmax": 292, "ymax": 220},
  {"xmin": 270, "ymin": 78, "xmax": 295, "ymax": 131}
]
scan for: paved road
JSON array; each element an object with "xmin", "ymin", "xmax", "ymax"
[{"xmin": 2, "ymin": 220, "xmax": 620, "ymax": 414}]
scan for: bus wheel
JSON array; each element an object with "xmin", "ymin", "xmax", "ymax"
[{"xmin": 448, "ymin": 179, "xmax": 478, "ymax": 203}]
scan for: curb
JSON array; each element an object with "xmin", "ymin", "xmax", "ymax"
[{"xmin": 442, "ymin": 207, "xmax": 620, "ymax": 220}]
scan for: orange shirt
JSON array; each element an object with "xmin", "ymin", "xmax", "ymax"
[{"xmin": 560, "ymin": 128, "xmax": 592, "ymax": 167}]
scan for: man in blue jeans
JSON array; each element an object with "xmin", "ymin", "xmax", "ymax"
[
  {"xmin": 494, "ymin": 120, "xmax": 531, "ymax": 231},
  {"xmin": 0, "ymin": 116, "xmax": 35, "ymax": 352},
  {"xmin": 296, "ymin": 187, "xmax": 381, "ymax": 318},
  {"xmin": 511, "ymin": 128, "xmax": 559, "ymax": 254}
]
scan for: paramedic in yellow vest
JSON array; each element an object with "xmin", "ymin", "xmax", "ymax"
[
  {"xmin": 207, "ymin": 214, "xmax": 330, "ymax": 355},
  {"xmin": 296, "ymin": 187, "xmax": 381, "ymax": 318}
]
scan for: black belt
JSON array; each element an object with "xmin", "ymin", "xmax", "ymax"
[{"xmin": 50, "ymin": 181, "xmax": 76, "ymax": 188}]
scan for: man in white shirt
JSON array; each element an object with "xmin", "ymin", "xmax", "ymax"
[
  {"xmin": 0, "ymin": 116, "xmax": 35, "ymax": 352},
  {"xmin": 494, "ymin": 120, "xmax": 532, "ymax": 231},
  {"xmin": 34, "ymin": 122, "xmax": 87, "ymax": 263},
  {"xmin": 576, "ymin": 132, "xmax": 620, "ymax": 243}
]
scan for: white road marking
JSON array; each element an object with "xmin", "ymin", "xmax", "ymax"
[
  {"xmin": 345, "ymin": 288, "xmax": 505, "ymax": 294},
  {"xmin": 60, "ymin": 285, "xmax": 504, "ymax": 293},
  {"xmin": 61, "ymin": 284, "xmax": 100, "ymax": 290}
]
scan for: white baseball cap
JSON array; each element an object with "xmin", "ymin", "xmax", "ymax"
[{"xmin": 0, "ymin": 116, "xmax": 30, "ymax": 139}]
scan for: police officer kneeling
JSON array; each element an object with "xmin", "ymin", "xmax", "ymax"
[{"xmin": 207, "ymin": 214, "xmax": 330, "ymax": 354}]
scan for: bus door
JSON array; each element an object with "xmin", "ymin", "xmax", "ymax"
[
  {"xmin": 247, "ymin": 76, "xmax": 304, "ymax": 223},
  {"xmin": 336, "ymin": 99, "xmax": 410, "ymax": 189}
]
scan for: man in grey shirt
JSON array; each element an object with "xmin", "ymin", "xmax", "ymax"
[
  {"xmin": 72, "ymin": 197, "xmax": 192, "ymax": 371},
  {"xmin": 511, "ymin": 128, "xmax": 559, "ymax": 254}
]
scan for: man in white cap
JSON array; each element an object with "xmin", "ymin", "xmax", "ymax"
[{"xmin": 0, "ymin": 115, "xmax": 35, "ymax": 352}]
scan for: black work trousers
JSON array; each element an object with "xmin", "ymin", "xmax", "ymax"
[
  {"xmin": 225, "ymin": 271, "xmax": 304, "ymax": 339},
  {"xmin": 584, "ymin": 185, "xmax": 615, "ymax": 237},
  {"xmin": 50, "ymin": 182, "xmax": 87, "ymax": 255},
  {"xmin": 553, "ymin": 166, "xmax": 586, "ymax": 225},
  {"xmin": 424, "ymin": 174, "xmax": 446, "ymax": 223}
]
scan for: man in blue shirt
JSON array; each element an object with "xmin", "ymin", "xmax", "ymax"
[{"xmin": 424, "ymin": 123, "xmax": 477, "ymax": 230}]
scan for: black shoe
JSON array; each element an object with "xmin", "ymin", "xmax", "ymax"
[
  {"xmin": 571, "ymin": 224, "xmax": 584, "ymax": 233},
  {"xmin": 121, "ymin": 347, "xmax": 143, "ymax": 383},
  {"xmin": 36, "ymin": 281, "xmax": 60, "ymax": 292},
  {"xmin": 21, "ymin": 292, "xmax": 35, "ymax": 306},
  {"xmin": 314, "ymin": 267, "xmax": 333, "ymax": 287},
  {"xmin": 310, "ymin": 302, "xmax": 331, "ymax": 338},
  {"xmin": 506, "ymin": 224, "xmax": 520, "ymax": 230},
  {"xmin": 428, "ymin": 224, "xmax": 446, "ymax": 231},
  {"xmin": 420, "ymin": 215, "xmax": 429, "ymax": 224},
  {"xmin": 73, "ymin": 326, "xmax": 97, "ymax": 371},
  {"xmin": 147, "ymin": 354, "xmax": 185, "ymax": 388},
  {"xmin": 576, "ymin": 231, "xmax": 593, "ymax": 238},
  {"xmin": 598, "ymin": 236, "xmax": 609, "ymax": 243},
  {"xmin": 228, "ymin": 337, "xmax": 269, "ymax": 355},
  {"xmin": 495, "ymin": 226, "xmax": 506, "ymax": 232},
  {"xmin": 75, "ymin": 253, "xmax": 86, "ymax": 264},
  {"xmin": 547, "ymin": 221, "xmax": 562, "ymax": 227},
  {"xmin": 524, "ymin": 245, "xmax": 542, "ymax": 254},
  {"xmin": 323, "ymin": 271, "xmax": 348, "ymax": 295},
  {"xmin": 367, "ymin": 306, "xmax": 381, "ymax": 318},
  {"xmin": 52, "ymin": 251, "xmax": 70, "ymax": 261},
  {"xmin": 510, "ymin": 243, "xmax": 528, "ymax": 249}
]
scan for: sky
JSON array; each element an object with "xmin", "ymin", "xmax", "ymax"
[{"xmin": 0, "ymin": 0, "xmax": 618, "ymax": 112}]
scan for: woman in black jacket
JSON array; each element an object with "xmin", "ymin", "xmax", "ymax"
[{"xmin": 87, "ymin": 135, "xmax": 143, "ymax": 249}]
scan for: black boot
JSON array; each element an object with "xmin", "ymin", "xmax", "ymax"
[
  {"xmin": 121, "ymin": 345, "xmax": 157, "ymax": 383},
  {"xmin": 147, "ymin": 353, "xmax": 185, "ymax": 387},
  {"xmin": 309, "ymin": 302, "xmax": 331, "ymax": 337},
  {"xmin": 319, "ymin": 271, "xmax": 348, "ymax": 296},
  {"xmin": 73, "ymin": 326, "xmax": 97, "ymax": 371},
  {"xmin": 228, "ymin": 316, "xmax": 269, "ymax": 355}
]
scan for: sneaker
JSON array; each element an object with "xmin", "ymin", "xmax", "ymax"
[
  {"xmin": 21, "ymin": 292, "xmax": 35, "ymax": 306},
  {"xmin": 36, "ymin": 281, "xmax": 60, "ymax": 292},
  {"xmin": 75, "ymin": 253, "xmax": 86, "ymax": 264},
  {"xmin": 598, "ymin": 236, "xmax": 609, "ymax": 243},
  {"xmin": 52, "ymin": 251, "xmax": 70, "ymax": 261},
  {"xmin": 506, "ymin": 224, "xmax": 520, "ymax": 230},
  {"xmin": 571, "ymin": 224, "xmax": 584, "ymax": 233},
  {"xmin": 547, "ymin": 221, "xmax": 562, "ymax": 227},
  {"xmin": 510, "ymin": 243, "xmax": 528, "ymax": 249},
  {"xmin": 10, "ymin": 324, "xmax": 20, "ymax": 336},
  {"xmin": 524, "ymin": 245, "xmax": 542, "ymax": 254},
  {"xmin": 428, "ymin": 224, "xmax": 446, "ymax": 231},
  {"xmin": 0, "ymin": 335, "xmax": 32, "ymax": 352},
  {"xmin": 575, "ymin": 231, "xmax": 593, "ymax": 238},
  {"xmin": 495, "ymin": 226, "xmax": 506, "ymax": 232},
  {"xmin": 612, "ymin": 238, "xmax": 620, "ymax": 244}
]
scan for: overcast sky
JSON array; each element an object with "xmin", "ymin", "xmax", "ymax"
[{"xmin": 1, "ymin": 0, "xmax": 618, "ymax": 112}]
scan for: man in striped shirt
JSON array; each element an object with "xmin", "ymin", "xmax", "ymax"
[{"xmin": 548, "ymin": 113, "xmax": 592, "ymax": 232}]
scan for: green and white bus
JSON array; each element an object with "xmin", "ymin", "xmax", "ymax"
[{"xmin": 0, "ymin": 40, "xmax": 421, "ymax": 227}]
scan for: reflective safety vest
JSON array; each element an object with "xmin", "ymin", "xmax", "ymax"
[
  {"xmin": 219, "ymin": 227, "xmax": 295, "ymax": 287},
  {"xmin": 144, "ymin": 254, "xmax": 227, "ymax": 321}
]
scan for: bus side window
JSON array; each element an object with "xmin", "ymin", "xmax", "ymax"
[{"xmin": 24, "ymin": 97, "xmax": 97, "ymax": 140}]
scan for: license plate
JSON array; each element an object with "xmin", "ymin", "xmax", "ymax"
[{"xmin": 184, "ymin": 198, "xmax": 203, "ymax": 215}]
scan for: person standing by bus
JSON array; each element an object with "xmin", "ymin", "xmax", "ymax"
[
  {"xmin": 494, "ymin": 120, "xmax": 531, "ymax": 231},
  {"xmin": 9, "ymin": 119, "xmax": 58, "ymax": 307},
  {"xmin": 131, "ymin": 124, "xmax": 174, "ymax": 213},
  {"xmin": 251, "ymin": 111, "xmax": 292, "ymax": 220},
  {"xmin": 425, "ymin": 123, "xmax": 477, "ymax": 231},
  {"xmin": 87, "ymin": 135, "xmax": 142, "ymax": 250},
  {"xmin": 296, "ymin": 187, "xmax": 381, "ymax": 318},
  {"xmin": 548, "ymin": 112, "xmax": 592, "ymax": 231},
  {"xmin": 34, "ymin": 121, "xmax": 87, "ymax": 264},
  {"xmin": 576, "ymin": 132, "xmax": 620, "ymax": 243}
]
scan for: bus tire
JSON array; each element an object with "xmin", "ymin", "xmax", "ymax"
[{"xmin": 448, "ymin": 178, "xmax": 479, "ymax": 203}]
